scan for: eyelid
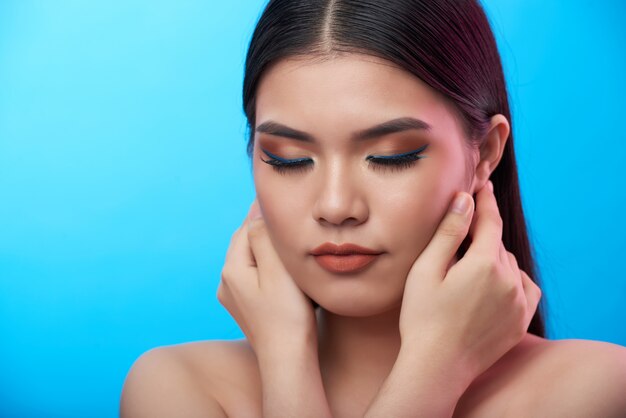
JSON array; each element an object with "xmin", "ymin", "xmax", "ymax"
[
  {"xmin": 261, "ymin": 148, "xmax": 310, "ymax": 163},
  {"xmin": 369, "ymin": 143, "xmax": 429, "ymax": 159},
  {"xmin": 261, "ymin": 143, "xmax": 429, "ymax": 162}
]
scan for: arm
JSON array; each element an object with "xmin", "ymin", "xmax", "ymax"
[
  {"xmin": 256, "ymin": 337, "xmax": 333, "ymax": 418},
  {"xmin": 364, "ymin": 343, "xmax": 475, "ymax": 418},
  {"xmin": 219, "ymin": 203, "xmax": 332, "ymax": 416}
]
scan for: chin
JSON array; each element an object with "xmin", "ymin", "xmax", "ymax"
[
  {"xmin": 291, "ymin": 257, "xmax": 405, "ymax": 317},
  {"xmin": 311, "ymin": 289, "xmax": 402, "ymax": 317}
]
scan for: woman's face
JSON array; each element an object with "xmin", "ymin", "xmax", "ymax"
[{"xmin": 252, "ymin": 53, "xmax": 479, "ymax": 317}]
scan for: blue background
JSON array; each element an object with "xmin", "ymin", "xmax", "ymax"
[{"xmin": 1, "ymin": 1, "xmax": 624, "ymax": 416}]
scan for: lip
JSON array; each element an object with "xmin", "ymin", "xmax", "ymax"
[
  {"xmin": 313, "ymin": 253, "xmax": 381, "ymax": 274},
  {"xmin": 310, "ymin": 242, "xmax": 383, "ymax": 274},
  {"xmin": 310, "ymin": 242, "xmax": 383, "ymax": 256}
]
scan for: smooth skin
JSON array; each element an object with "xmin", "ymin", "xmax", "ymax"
[{"xmin": 120, "ymin": 54, "xmax": 626, "ymax": 418}]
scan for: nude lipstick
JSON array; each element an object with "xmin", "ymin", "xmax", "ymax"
[{"xmin": 310, "ymin": 242, "xmax": 383, "ymax": 274}]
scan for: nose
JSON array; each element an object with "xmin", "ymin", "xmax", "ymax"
[{"xmin": 311, "ymin": 162, "xmax": 368, "ymax": 227}]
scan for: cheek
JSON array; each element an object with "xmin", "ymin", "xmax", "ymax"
[
  {"xmin": 393, "ymin": 154, "xmax": 469, "ymax": 256},
  {"xmin": 254, "ymin": 163, "xmax": 307, "ymax": 232},
  {"xmin": 254, "ymin": 189, "xmax": 305, "ymax": 270},
  {"xmin": 385, "ymin": 180, "xmax": 452, "ymax": 261}
]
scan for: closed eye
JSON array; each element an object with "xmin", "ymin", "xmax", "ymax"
[
  {"xmin": 260, "ymin": 143, "xmax": 429, "ymax": 175},
  {"xmin": 259, "ymin": 150, "xmax": 312, "ymax": 175},
  {"xmin": 366, "ymin": 144, "xmax": 429, "ymax": 172}
]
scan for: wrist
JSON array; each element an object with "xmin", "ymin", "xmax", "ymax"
[
  {"xmin": 255, "ymin": 334, "xmax": 318, "ymax": 368},
  {"xmin": 364, "ymin": 344, "xmax": 473, "ymax": 418},
  {"xmin": 255, "ymin": 335, "xmax": 332, "ymax": 418},
  {"xmin": 397, "ymin": 341, "xmax": 475, "ymax": 396}
]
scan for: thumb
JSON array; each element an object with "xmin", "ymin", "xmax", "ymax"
[
  {"xmin": 246, "ymin": 199, "xmax": 285, "ymax": 282},
  {"xmin": 416, "ymin": 192, "xmax": 474, "ymax": 279}
]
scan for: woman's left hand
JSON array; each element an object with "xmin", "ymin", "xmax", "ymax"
[{"xmin": 217, "ymin": 198, "xmax": 319, "ymax": 356}]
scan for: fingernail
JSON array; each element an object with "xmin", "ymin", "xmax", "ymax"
[
  {"xmin": 451, "ymin": 193, "xmax": 471, "ymax": 214},
  {"xmin": 248, "ymin": 199, "xmax": 262, "ymax": 220}
]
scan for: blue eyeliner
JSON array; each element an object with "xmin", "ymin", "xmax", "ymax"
[
  {"xmin": 368, "ymin": 143, "xmax": 429, "ymax": 160},
  {"xmin": 261, "ymin": 148, "xmax": 310, "ymax": 164},
  {"xmin": 261, "ymin": 143, "xmax": 429, "ymax": 163},
  {"xmin": 260, "ymin": 143, "xmax": 429, "ymax": 174}
]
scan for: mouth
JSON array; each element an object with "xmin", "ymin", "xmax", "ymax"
[
  {"xmin": 310, "ymin": 242, "xmax": 384, "ymax": 274},
  {"xmin": 310, "ymin": 242, "xmax": 383, "ymax": 256},
  {"xmin": 313, "ymin": 253, "xmax": 381, "ymax": 274}
]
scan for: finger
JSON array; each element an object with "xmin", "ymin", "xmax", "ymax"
[
  {"xmin": 247, "ymin": 204, "xmax": 289, "ymax": 285},
  {"xmin": 506, "ymin": 250, "xmax": 519, "ymax": 272},
  {"xmin": 221, "ymin": 213, "xmax": 261, "ymax": 296},
  {"xmin": 224, "ymin": 218, "xmax": 257, "ymax": 270},
  {"xmin": 217, "ymin": 281, "xmax": 252, "ymax": 340},
  {"xmin": 219, "ymin": 276, "xmax": 252, "ymax": 326},
  {"xmin": 217, "ymin": 280, "xmax": 236, "ymax": 314},
  {"xmin": 465, "ymin": 180, "xmax": 503, "ymax": 260},
  {"xmin": 520, "ymin": 270, "xmax": 542, "ymax": 322},
  {"xmin": 223, "ymin": 223, "xmax": 242, "ymax": 263},
  {"xmin": 499, "ymin": 241, "xmax": 510, "ymax": 268},
  {"xmin": 416, "ymin": 191, "xmax": 474, "ymax": 278}
]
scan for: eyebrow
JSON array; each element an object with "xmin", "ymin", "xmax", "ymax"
[{"xmin": 255, "ymin": 117, "xmax": 432, "ymax": 143}]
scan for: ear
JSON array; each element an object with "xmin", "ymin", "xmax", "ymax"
[{"xmin": 471, "ymin": 114, "xmax": 510, "ymax": 194}]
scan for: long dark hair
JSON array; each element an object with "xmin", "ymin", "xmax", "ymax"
[{"xmin": 242, "ymin": 0, "xmax": 546, "ymax": 338}]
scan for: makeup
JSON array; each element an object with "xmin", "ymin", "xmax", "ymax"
[
  {"xmin": 259, "ymin": 143, "xmax": 429, "ymax": 174},
  {"xmin": 310, "ymin": 243, "xmax": 383, "ymax": 274},
  {"xmin": 313, "ymin": 254, "xmax": 380, "ymax": 274}
]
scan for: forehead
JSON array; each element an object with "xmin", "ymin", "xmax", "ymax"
[{"xmin": 255, "ymin": 53, "xmax": 465, "ymax": 144}]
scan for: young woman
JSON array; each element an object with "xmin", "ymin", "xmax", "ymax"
[{"xmin": 120, "ymin": 1, "xmax": 626, "ymax": 416}]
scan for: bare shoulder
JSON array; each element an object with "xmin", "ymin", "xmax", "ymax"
[
  {"xmin": 455, "ymin": 334, "xmax": 626, "ymax": 417},
  {"xmin": 507, "ymin": 334, "xmax": 626, "ymax": 417},
  {"xmin": 120, "ymin": 339, "xmax": 262, "ymax": 418}
]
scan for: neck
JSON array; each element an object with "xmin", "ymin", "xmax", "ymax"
[{"xmin": 316, "ymin": 304, "xmax": 402, "ymax": 382}]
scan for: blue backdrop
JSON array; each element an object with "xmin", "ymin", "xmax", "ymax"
[{"xmin": 1, "ymin": 1, "xmax": 624, "ymax": 416}]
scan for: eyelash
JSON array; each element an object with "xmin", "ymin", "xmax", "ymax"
[{"xmin": 259, "ymin": 144, "xmax": 429, "ymax": 175}]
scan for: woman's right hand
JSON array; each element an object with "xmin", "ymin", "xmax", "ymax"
[
  {"xmin": 217, "ymin": 199, "xmax": 319, "ymax": 356},
  {"xmin": 398, "ymin": 180, "xmax": 542, "ymax": 383},
  {"xmin": 217, "ymin": 201, "xmax": 332, "ymax": 418}
]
